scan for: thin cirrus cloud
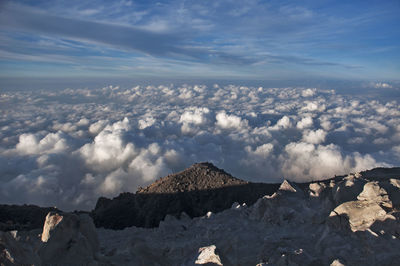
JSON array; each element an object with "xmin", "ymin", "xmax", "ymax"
[
  {"xmin": 0, "ymin": 3, "xmax": 257, "ymax": 66},
  {"xmin": 1, "ymin": 5, "xmax": 180, "ymax": 56},
  {"xmin": 0, "ymin": 0, "xmax": 399, "ymax": 82}
]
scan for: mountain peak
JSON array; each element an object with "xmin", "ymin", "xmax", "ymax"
[
  {"xmin": 93, "ymin": 163, "xmax": 279, "ymax": 228},
  {"xmin": 137, "ymin": 162, "xmax": 247, "ymax": 194}
]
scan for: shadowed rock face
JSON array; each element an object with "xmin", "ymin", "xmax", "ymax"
[
  {"xmin": 92, "ymin": 162, "xmax": 280, "ymax": 229},
  {"xmin": 0, "ymin": 212, "xmax": 100, "ymax": 266},
  {"xmin": 0, "ymin": 205, "xmax": 59, "ymax": 231}
]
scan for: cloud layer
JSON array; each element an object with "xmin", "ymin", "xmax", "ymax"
[{"xmin": 1, "ymin": 84, "xmax": 399, "ymax": 210}]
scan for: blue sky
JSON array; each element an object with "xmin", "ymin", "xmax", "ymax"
[{"xmin": 0, "ymin": 0, "xmax": 399, "ymax": 85}]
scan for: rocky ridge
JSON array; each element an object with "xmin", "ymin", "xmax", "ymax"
[
  {"xmin": 92, "ymin": 162, "xmax": 280, "ymax": 229},
  {"xmin": 0, "ymin": 164, "xmax": 399, "ymax": 265}
]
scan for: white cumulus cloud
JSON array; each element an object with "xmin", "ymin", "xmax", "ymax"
[
  {"xmin": 0, "ymin": 84, "xmax": 398, "ymax": 210},
  {"xmin": 215, "ymin": 111, "xmax": 247, "ymax": 130},
  {"xmin": 373, "ymin": 82, "xmax": 392, "ymax": 89},
  {"xmin": 302, "ymin": 129, "xmax": 327, "ymax": 144},
  {"xmin": 16, "ymin": 132, "xmax": 69, "ymax": 155}
]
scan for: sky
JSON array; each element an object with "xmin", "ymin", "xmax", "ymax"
[{"xmin": 0, "ymin": 0, "xmax": 399, "ymax": 86}]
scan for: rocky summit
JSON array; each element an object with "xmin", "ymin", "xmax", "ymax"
[
  {"xmin": 92, "ymin": 162, "xmax": 280, "ymax": 229},
  {"xmin": 0, "ymin": 164, "xmax": 399, "ymax": 265},
  {"xmin": 138, "ymin": 162, "xmax": 248, "ymax": 193}
]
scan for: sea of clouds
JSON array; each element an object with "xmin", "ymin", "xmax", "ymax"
[{"xmin": 1, "ymin": 84, "xmax": 399, "ymax": 210}]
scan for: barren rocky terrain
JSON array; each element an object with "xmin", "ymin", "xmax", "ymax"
[{"xmin": 1, "ymin": 163, "xmax": 399, "ymax": 265}]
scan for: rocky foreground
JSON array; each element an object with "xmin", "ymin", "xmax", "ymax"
[{"xmin": 1, "ymin": 164, "xmax": 400, "ymax": 265}]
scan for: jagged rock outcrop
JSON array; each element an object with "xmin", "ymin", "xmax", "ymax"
[
  {"xmin": 0, "ymin": 165, "xmax": 399, "ymax": 265},
  {"xmin": 194, "ymin": 245, "xmax": 223, "ymax": 265},
  {"xmin": 96, "ymin": 167, "xmax": 400, "ymax": 265},
  {"xmin": 0, "ymin": 212, "xmax": 101, "ymax": 266},
  {"xmin": 39, "ymin": 212, "xmax": 100, "ymax": 265},
  {"xmin": 328, "ymin": 170, "xmax": 400, "ymax": 234},
  {"xmin": 92, "ymin": 162, "xmax": 280, "ymax": 229}
]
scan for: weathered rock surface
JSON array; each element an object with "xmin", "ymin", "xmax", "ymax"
[
  {"xmin": 357, "ymin": 181, "xmax": 392, "ymax": 208},
  {"xmin": 194, "ymin": 245, "xmax": 223, "ymax": 265},
  {"xmin": 329, "ymin": 200, "xmax": 390, "ymax": 231},
  {"xmin": 0, "ymin": 212, "xmax": 102, "ymax": 265},
  {"xmin": 95, "ymin": 167, "xmax": 400, "ymax": 265},
  {"xmin": 39, "ymin": 212, "xmax": 100, "ymax": 265}
]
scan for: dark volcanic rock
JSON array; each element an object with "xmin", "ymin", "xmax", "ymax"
[
  {"xmin": 0, "ymin": 204, "xmax": 59, "ymax": 231},
  {"xmin": 358, "ymin": 167, "xmax": 400, "ymax": 180},
  {"xmin": 92, "ymin": 162, "xmax": 280, "ymax": 229},
  {"xmin": 137, "ymin": 162, "xmax": 248, "ymax": 193}
]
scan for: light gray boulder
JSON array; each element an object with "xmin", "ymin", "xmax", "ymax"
[
  {"xmin": 328, "ymin": 200, "xmax": 394, "ymax": 232},
  {"xmin": 194, "ymin": 245, "xmax": 222, "ymax": 265},
  {"xmin": 279, "ymin": 180, "xmax": 297, "ymax": 193},
  {"xmin": 390, "ymin": 178, "xmax": 400, "ymax": 189},
  {"xmin": 39, "ymin": 212, "xmax": 100, "ymax": 265},
  {"xmin": 309, "ymin": 182, "xmax": 326, "ymax": 197},
  {"xmin": 357, "ymin": 181, "xmax": 392, "ymax": 208},
  {"xmin": 330, "ymin": 259, "xmax": 345, "ymax": 266}
]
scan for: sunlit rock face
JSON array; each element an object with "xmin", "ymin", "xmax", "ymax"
[{"xmin": 1, "ymin": 165, "xmax": 399, "ymax": 265}]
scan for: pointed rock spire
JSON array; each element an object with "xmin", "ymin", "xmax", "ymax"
[{"xmin": 279, "ymin": 179, "xmax": 297, "ymax": 193}]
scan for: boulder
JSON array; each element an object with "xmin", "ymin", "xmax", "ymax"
[
  {"xmin": 329, "ymin": 200, "xmax": 394, "ymax": 232},
  {"xmin": 279, "ymin": 180, "xmax": 297, "ymax": 193},
  {"xmin": 357, "ymin": 182, "xmax": 392, "ymax": 208},
  {"xmin": 309, "ymin": 182, "xmax": 326, "ymax": 197},
  {"xmin": 195, "ymin": 245, "xmax": 223, "ymax": 265},
  {"xmin": 39, "ymin": 212, "xmax": 99, "ymax": 265},
  {"xmin": 330, "ymin": 259, "xmax": 345, "ymax": 266},
  {"xmin": 390, "ymin": 178, "xmax": 400, "ymax": 189}
]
